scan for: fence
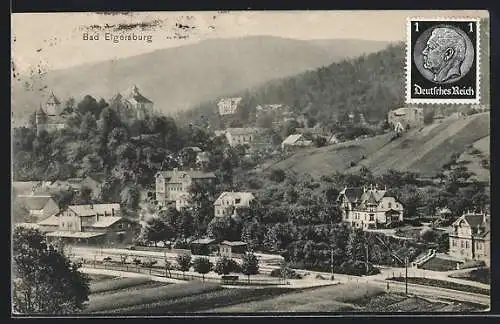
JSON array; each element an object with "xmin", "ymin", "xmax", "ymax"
[{"xmin": 81, "ymin": 260, "xmax": 285, "ymax": 286}]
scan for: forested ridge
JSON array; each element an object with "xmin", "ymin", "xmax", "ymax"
[{"xmin": 181, "ymin": 43, "xmax": 405, "ymax": 128}]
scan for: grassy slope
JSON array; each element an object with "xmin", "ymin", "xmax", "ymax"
[
  {"xmin": 456, "ymin": 135, "xmax": 490, "ymax": 183},
  {"xmin": 268, "ymin": 113, "xmax": 489, "ymax": 179}
]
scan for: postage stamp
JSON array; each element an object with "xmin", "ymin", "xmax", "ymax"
[{"xmin": 406, "ymin": 18, "xmax": 480, "ymax": 104}]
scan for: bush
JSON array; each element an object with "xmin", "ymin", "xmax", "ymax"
[
  {"xmin": 270, "ymin": 268, "xmax": 303, "ymax": 279},
  {"xmin": 336, "ymin": 260, "xmax": 380, "ymax": 276}
]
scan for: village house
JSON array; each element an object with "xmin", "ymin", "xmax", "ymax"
[
  {"xmin": 214, "ymin": 191, "xmax": 255, "ymax": 218},
  {"xmin": 217, "ymin": 97, "xmax": 242, "ymax": 116},
  {"xmin": 13, "ymin": 194, "xmax": 60, "ymax": 223},
  {"xmin": 219, "ymin": 241, "xmax": 248, "ymax": 258},
  {"xmin": 336, "ymin": 185, "xmax": 404, "ymax": 230},
  {"xmin": 37, "ymin": 203, "xmax": 138, "ymax": 245},
  {"xmin": 281, "ymin": 134, "xmax": 313, "ymax": 151},
  {"xmin": 155, "ymin": 168, "xmax": 216, "ymax": 207},
  {"xmin": 387, "ymin": 107, "xmax": 424, "ymax": 132},
  {"xmin": 448, "ymin": 212, "xmax": 490, "ymax": 266},
  {"xmin": 189, "ymin": 238, "xmax": 217, "ymax": 255},
  {"xmin": 223, "ymin": 128, "xmax": 260, "ymax": 147},
  {"xmin": 109, "ymin": 85, "xmax": 155, "ymax": 121},
  {"xmin": 33, "ymin": 92, "xmax": 67, "ymax": 134}
]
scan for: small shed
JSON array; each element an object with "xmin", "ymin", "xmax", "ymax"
[
  {"xmin": 219, "ymin": 241, "xmax": 248, "ymax": 258},
  {"xmin": 190, "ymin": 238, "xmax": 217, "ymax": 255}
]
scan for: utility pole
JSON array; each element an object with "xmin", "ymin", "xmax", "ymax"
[
  {"xmin": 330, "ymin": 248, "xmax": 334, "ymax": 280},
  {"xmin": 405, "ymin": 256, "xmax": 409, "ymax": 296},
  {"xmin": 365, "ymin": 242, "xmax": 369, "ymax": 274}
]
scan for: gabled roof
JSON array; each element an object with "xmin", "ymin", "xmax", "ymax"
[
  {"xmin": 45, "ymin": 231, "xmax": 105, "ymax": 239},
  {"xmin": 67, "ymin": 204, "xmax": 120, "ymax": 217},
  {"xmin": 91, "ymin": 216, "xmax": 123, "ymax": 228},
  {"xmin": 156, "ymin": 170, "xmax": 216, "ymax": 182},
  {"xmin": 282, "ymin": 134, "xmax": 303, "ymax": 145},
  {"xmin": 38, "ymin": 215, "xmax": 59, "ymax": 226},
  {"xmin": 190, "ymin": 238, "xmax": 216, "ymax": 245},
  {"xmin": 15, "ymin": 195, "xmax": 54, "ymax": 211},
  {"xmin": 214, "ymin": 192, "xmax": 255, "ymax": 206},
  {"xmin": 225, "ymin": 127, "xmax": 259, "ymax": 136},
  {"xmin": 452, "ymin": 213, "xmax": 490, "ymax": 236},
  {"xmin": 125, "ymin": 85, "xmax": 153, "ymax": 104}
]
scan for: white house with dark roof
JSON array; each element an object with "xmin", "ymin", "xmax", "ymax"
[
  {"xmin": 223, "ymin": 128, "xmax": 260, "ymax": 147},
  {"xmin": 387, "ymin": 107, "xmax": 424, "ymax": 132},
  {"xmin": 336, "ymin": 185, "xmax": 404, "ymax": 230},
  {"xmin": 214, "ymin": 192, "xmax": 255, "ymax": 218},
  {"xmin": 37, "ymin": 203, "xmax": 138, "ymax": 244},
  {"xmin": 155, "ymin": 168, "xmax": 216, "ymax": 207},
  {"xmin": 449, "ymin": 212, "xmax": 490, "ymax": 266}
]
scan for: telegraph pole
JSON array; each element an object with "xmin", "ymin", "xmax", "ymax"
[
  {"xmin": 330, "ymin": 248, "xmax": 334, "ymax": 280},
  {"xmin": 405, "ymin": 256, "xmax": 409, "ymax": 296}
]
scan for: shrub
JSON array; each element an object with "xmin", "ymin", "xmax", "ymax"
[
  {"xmin": 270, "ymin": 268, "xmax": 303, "ymax": 279},
  {"xmin": 336, "ymin": 260, "xmax": 380, "ymax": 276}
]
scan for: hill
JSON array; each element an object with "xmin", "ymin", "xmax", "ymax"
[
  {"xmin": 266, "ymin": 112, "xmax": 490, "ymax": 179},
  {"xmin": 11, "ymin": 36, "xmax": 389, "ymax": 121}
]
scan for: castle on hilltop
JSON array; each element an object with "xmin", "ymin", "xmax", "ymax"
[{"xmin": 109, "ymin": 85, "xmax": 155, "ymax": 121}]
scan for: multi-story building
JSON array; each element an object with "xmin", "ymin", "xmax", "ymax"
[
  {"xmin": 217, "ymin": 97, "xmax": 242, "ymax": 116},
  {"xmin": 219, "ymin": 128, "xmax": 260, "ymax": 147},
  {"xmin": 14, "ymin": 194, "xmax": 60, "ymax": 223},
  {"xmin": 336, "ymin": 185, "xmax": 404, "ymax": 230},
  {"xmin": 448, "ymin": 212, "xmax": 490, "ymax": 266},
  {"xmin": 214, "ymin": 191, "xmax": 255, "ymax": 218},
  {"xmin": 155, "ymin": 168, "xmax": 216, "ymax": 207},
  {"xmin": 109, "ymin": 85, "xmax": 155, "ymax": 120},
  {"xmin": 37, "ymin": 203, "xmax": 138, "ymax": 245},
  {"xmin": 387, "ymin": 107, "xmax": 424, "ymax": 131}
]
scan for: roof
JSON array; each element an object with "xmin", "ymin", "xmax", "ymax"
[
  {"xmin": 91, "ymin": 216, "xmax": 123, "ymax": 228},
  {"xmin": 156, "ymin": 170, "xmax": 216, "ymax": 183},
  {"xmin": 184, "ymin": 146, "xmax": 202, "ymax": 152},
  {"xmin": 282, "ymin": 134, "xmax": 303, "ymax": 145},
  {"xmin": 125, "ymin": 85, "xmax": 153, "ymax": 103},
  {"xmin": 12, "ymin": 181, "xmax": 44, "ymax": 195},
  {"xmin": 15, "ymin": 195, "xmax": 54, "ymax": 211},
  {"xmin": 46, "ymin": 92, "xmax": 61, "ymax": 105},
  {"xmin": 391, "ymin": 107, "xmax": 423, "ymax": 116},
  {"xmin": 452, "ymin": 213, "xmax": 490, "ymax": 236},
  {"xmin": 67, "ymin": 178, "xmax": 84, "ymax": 184},
  {"xmin": 225, "ymin": 128, "xmax": 259, "ymax": 136},
  {"xmin": 360, "ymin": 189, "xmax": 387, "ymax": 205},
  {"xmin": 190, "ymin": 238, "xmax": 216, "ymax": 245},
  {"xmin": 38, "ymin": 215, "xmax": 60, "ymax": 226},
  {"xmin": 14, "ymin": 223, "xmax": 40, "ymax": 229},
  {"xmin": 214, "ymin": 192, "xmax": 255, "ymax": 206},
  {"xmin": 220, "ymin": 241, "xmax": 247, "ymax": 247},
  {"xmin": 68, "ymin": 204, "xmax": 121, "ymax": 217},
  {"xmin": 45, "ymin": 231, "xmax": 106, "ymax": 239}
]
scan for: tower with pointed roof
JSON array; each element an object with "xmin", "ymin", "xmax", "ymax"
[
  {"xmin": 45, "ymin": 92, "xmax": 62, "ymax": 116},
  {"xmin": 109, "ymin": 85, "xmax": 154, "ymax": 121}
]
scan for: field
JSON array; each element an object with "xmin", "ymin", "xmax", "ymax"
[
  {"xmin": 388, "ymin": 277, "xmax": 490, "ymax": 296},
  {"xmin": 207, "ymin": 282, "xmax": 384, "ymax": 312},
  {"xmin": 268, "ymin": 113, "xmax": 489, "ymax": 178},
  {"xmin": 449, "ymin": 268, "xmax": 490, "ymax": 285},
  {"xmin": 419, "ymin": 257, "xmax": 460, "ymax": 271},
  {"xmin": 206, "ymin": 282, "xmax": 486, "ymax": 312},
  {"xmin": 89, "ymin": 276, "xmax": 168, "ymax": 294}
]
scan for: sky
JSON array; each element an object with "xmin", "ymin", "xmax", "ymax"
[{"xmin": 11, "ymin": 10, "xmax": 488, "ymax": 75}]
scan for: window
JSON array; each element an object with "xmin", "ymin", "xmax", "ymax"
[
  {"xmin": 465, "ymin": 241, "xmax": 469, "ymax": 249},
  {"xmin": 461, "ymin": 241, "xmax": 464, "ymax": 248},
  {"xmin": 452, "ymin": 239, "xmax": 456, "ymax": 247},
  {"xmin": 369, "ymin": 214, "xmax": 374, "ymax": 221},
  {"xmin": 388, "ymin": 202, "xmax": 392, "ymax": 209}
]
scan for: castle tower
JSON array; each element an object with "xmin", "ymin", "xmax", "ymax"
[
  {"xmin": 35, "ymin": 105, "xmax": 48, "ymax": 135},
  {"xmin": 45, "ymin": 92, "xmax": 62, "ymax": 116}
]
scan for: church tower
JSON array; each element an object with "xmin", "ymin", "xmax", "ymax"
[{"xmin": 35, "ymin": 105, "xmax": 48, "ymax": 135}]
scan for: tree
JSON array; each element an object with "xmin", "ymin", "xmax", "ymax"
[
  {"xmin": 269, "ymin": 169, "xmax": 286, "ymax": 183},
  {"xmin": 12, "ymin": 227, "xmax": 90, "ymax": 314},
  {"xmin": 193, "ymin": 257, "xmax": 213, "ymax": 281},
  {"xmin": 176, "ymin": 254, "xmax": 192, "ymax": 279},
  {"xmin": 120, "ymin": 185, "xmax": 140, "ymax": 210},
  {"xmin": 206, "ymin": 216, "xmax": 232, "ymax": 242},
  {"xmin": 214, "ymin": 256, "xmax": 238, "ymax": 276},
  {"xmin": 240, "ymin": 252, "xmax": 259, "ymax": 283}
]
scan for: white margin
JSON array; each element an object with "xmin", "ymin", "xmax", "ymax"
[{"xmin": 405, "ymin": 17, "xmax": 481, "ymax": 105}]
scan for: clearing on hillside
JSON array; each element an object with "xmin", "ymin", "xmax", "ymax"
[{"xmin": 267, "ymin": 113, "xmax": 489, "ymax": 178}]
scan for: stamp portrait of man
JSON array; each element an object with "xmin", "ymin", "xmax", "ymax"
[{"xmin": 421, "ymin": 27, "xmax": 468, "ymax": 83}]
